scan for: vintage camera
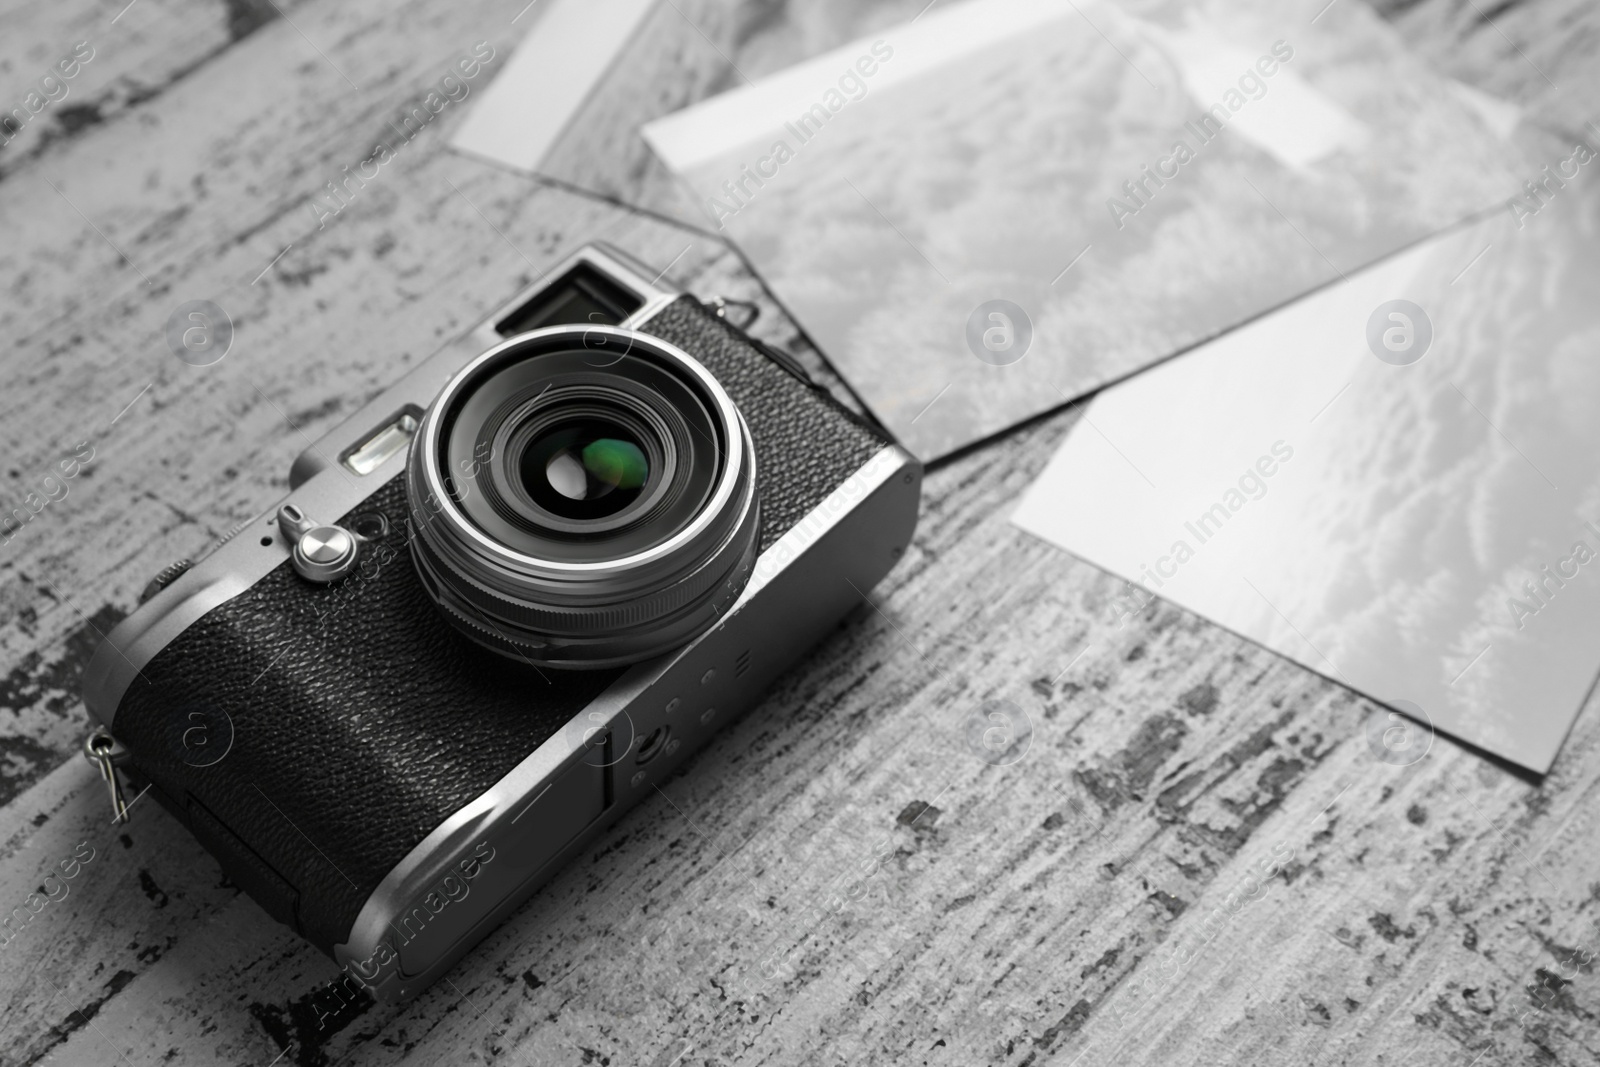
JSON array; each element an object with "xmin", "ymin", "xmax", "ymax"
[{"xmin": 81, "ymin": 245, "xmax": 920, "ymax": 1002}]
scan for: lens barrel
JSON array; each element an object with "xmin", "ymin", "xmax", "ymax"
[{"xmin": 405, "ymin": 325, "xmax": 759, "ymax": 668}]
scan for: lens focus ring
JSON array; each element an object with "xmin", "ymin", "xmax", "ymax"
[
  {"xmin": 409, "ymin": 501, "xmax": 758, "ymax": 660},
  {"xmin": 409, "ymin": 486, "xmax": 757, "ymax": 631}
]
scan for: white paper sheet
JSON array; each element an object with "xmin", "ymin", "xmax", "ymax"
[
  {"xmin": 1012, "ymin": 162, "xmax": 1600, "ymax": 774},
  {"xmin": 450, "ymin": 0, "xmax": 657, "ymax": 173},
  {"xmin": 642, "ymin": 0, "xmax": 1534, "ymax": 460}
]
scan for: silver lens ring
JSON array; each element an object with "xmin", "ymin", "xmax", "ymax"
[{"xmin": 406, "ymin": 325, "xmax": 760, "ymax": 668}]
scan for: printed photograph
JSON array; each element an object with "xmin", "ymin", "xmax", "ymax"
[
  {"xmin": 646, "ymin": 0, "xmax": 1536, "ymax": 457},
  {"xmin": 1013, "ymin": 177, "xmax": 1600, "ymax": 774}
]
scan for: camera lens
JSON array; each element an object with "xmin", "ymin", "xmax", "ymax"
[
  {"xmin": 406, "ymin": 325, "xmax": 760, "ymax": 669},
  {"xmin": 522, "ymin": 420, "xmax": 648, "ymax": 519}
]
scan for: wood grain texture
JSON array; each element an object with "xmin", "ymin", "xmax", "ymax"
[{"xmin": 1, "ymin": 1, "xmax": 1598, "ymax": 1065}]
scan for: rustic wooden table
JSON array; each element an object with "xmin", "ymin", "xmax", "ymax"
[{"xmin": 3, "ymin": 1, "xmax": 1599, "ymax": 1065}]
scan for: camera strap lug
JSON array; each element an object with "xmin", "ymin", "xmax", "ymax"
[
  {"xmin": 705, "ymin": 298, "xmax": 815, "ymax": 388},
  {"xmin": 82, "ymin": 726, "xmax": 133, "ymax": 824},
  {"xmin": 706, "ymin": 295, "xmax": 759, "ymax": 329}
]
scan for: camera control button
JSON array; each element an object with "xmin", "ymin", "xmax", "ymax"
[
  {"xmin": 139, "ymin": 559, "xmax": 193, "ymax": 603},
  {"xmin": 277, "ymin": 504, "xmax": 361, "ymax": 584},
  {"xmin": 291, "ymin": 524, "xmax": 359, "ymax": 584}
]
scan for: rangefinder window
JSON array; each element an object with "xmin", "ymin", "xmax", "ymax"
[{"xmin": 495, "ymin": 263, "xmax": 643, "ymax": 336}]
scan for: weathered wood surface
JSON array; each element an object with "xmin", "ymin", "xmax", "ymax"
[{"xmin": 2, "ymin": 1, "xmax": 1599, "ymax": 1065}]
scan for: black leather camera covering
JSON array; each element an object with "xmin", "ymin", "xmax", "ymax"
[{"xmin": 110, "ymin": 296, "xmax": 889, "ymax": 955}]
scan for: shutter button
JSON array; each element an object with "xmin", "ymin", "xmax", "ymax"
[{"xmin": 277, "ymin": 504, "xmax": 360, "ymax": 583}]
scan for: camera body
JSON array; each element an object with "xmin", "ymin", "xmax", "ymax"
[{"xmin": 81, "ymin": 245, "xmax": 920, "ymax": 1002}]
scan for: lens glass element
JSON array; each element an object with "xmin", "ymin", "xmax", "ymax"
[{"xmin": 521, "ymin": 419, "xmax": 649, "ymax": 519}]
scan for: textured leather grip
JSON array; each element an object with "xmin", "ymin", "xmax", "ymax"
[{"xmin": 109, "ymin": 296, "xmax": 891, "ymax": 955}]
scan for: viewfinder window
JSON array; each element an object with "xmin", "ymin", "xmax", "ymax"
[{"xmin": 495, "ymin": 264, "xmax": 644, "ymax": 336}]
